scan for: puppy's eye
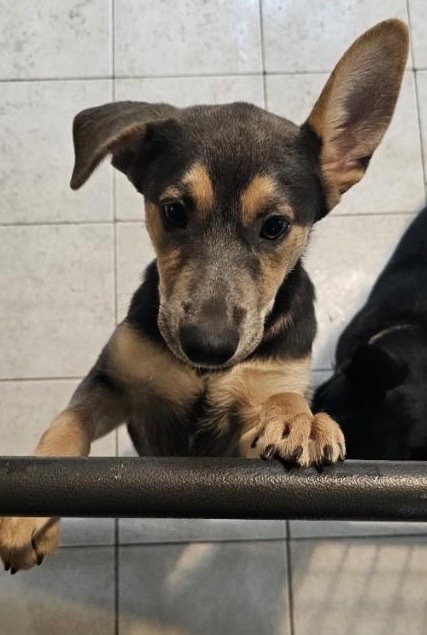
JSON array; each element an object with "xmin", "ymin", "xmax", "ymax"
[
  {"xmin": 161, "ymin": 201, "xmax": 187, "ymax": 228},
  {"xmin": 260, "ymin": 215, "xmax": 290, "ymax": 240}
]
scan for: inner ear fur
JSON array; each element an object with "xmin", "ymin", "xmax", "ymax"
[
  {"xmin": 305, "ymin": 19, "xmax": 409, "ymax": 212},
  {"xmin": 70, "ymin": 101, "xmax": 178, "ymax": 190}
]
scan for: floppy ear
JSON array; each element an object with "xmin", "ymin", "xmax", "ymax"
[
  {"xmin": 70, "ymin": 101, "xmax": 178, "ymax": 190},
  {"xmin": 305, "ymin": 19, "xmax": 409, "ymax": 213},
  {"xmin": 345, "ymin": 343, "xmax": 408, "ymax": 399}
]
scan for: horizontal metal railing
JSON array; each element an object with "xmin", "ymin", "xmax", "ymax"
[{"xmin": 1, "ymin": 457, "xmax": 427, "ymax": 521}]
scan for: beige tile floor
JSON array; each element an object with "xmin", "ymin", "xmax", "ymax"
[{"xmin": 1, "ymin": 0, "xmax": 427, "ymax": 632}]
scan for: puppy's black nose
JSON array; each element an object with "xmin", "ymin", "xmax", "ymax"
[{"xmin": 180, "ymin": 324, "xmax": 239, "ymax": 366}]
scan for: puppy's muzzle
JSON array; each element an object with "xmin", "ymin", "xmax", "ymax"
[{"xmin": 179, "ymin": 323, "xmax": 239, "ymax": 367}]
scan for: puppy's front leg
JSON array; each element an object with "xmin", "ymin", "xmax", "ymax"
[
  {"xmin": 240, "ymin": 392, "xmax": 345, "ymax": 467},
  {"xmin": 0, "ymin": 358, "xmax": 129, "ymax": 573}
]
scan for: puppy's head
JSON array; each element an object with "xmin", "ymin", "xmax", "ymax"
[{"xmin": 71, "ymin": 20, "xmax": 408, "ymax": 370}]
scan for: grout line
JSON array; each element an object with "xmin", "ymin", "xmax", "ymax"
[
  {"xmin": 55, "ymin": 531, "xmax": 427, "ymax": 550},
  {"xmin": 0, "ymin": 71, "xmax": 289, "ymax": 83},
  {"xmin": 59, "ymin": 536, "xmax": 289, "ymax": 549},
  {"xmin": 2, "ymin": 67, "xmax": 424, "ymax": 86},
  {"xmin": 257, "ymin": 0, "xmax": 267, "ymax": 109},
  {"xmin": 0, "ymin": 376, "xmax": 83, "ymax": 383},
  {"xmin": 413, "ymin": 71, "xmax": 427, "ymax": 189},
  {"xmin": 289, "ymin": 531, "xmax": 427, "ymax": 542},
  {"xmin": 111, "ymin": 2, "xmax": 120, "ymax": 631},
  {"xmin": 0, "ymin": 210, "xmax": 418, "ymax": 230},
  {"xmin": 0, "ymin": 219, "xmax": 115, "ymax": 227},
  {"xmin": 406, "ymin": 0, "xmax": 427, "ymax": 190},
  {"xmin": 54, "ymin": 536, "xmax": 427, "ymax": 556},
  {"xmin": 285, "ymin": 521, "xmax": 296, "ymax": 635}
]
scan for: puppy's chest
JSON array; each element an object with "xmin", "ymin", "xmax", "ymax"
[{"xmin": 127, "ymin": 371, "xmax": 239, "ymax": 456}]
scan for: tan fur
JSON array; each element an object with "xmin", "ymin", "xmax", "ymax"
[
  {"xmin": 307, "ymin": 19, "xmax": 409, "ymax": 209},
  {"xmin": 240, "ymin": 174, "xmax": 293, "ymax": 224},
  {"xmin": 259, "ymin": 225, "xmax": 309, "ymax": 304},
  {"xmin": 159, "ymin": 185, "xmax": 182, "ymax": 201},
  {"xmin": 144, "ymin": 201, "xmax": 182, "ymax": 299},
  {"xmin": 108, "ymin": 322, "xmax": 203, "ymax": 410},
  {"xmin": 145, "ymin": 201, "xmax": 163, "ymax": 247},
  {"xmin": 182, "ymin": 163, "xmax": 214, "ymax": 216},
  {"xmin": 239, "ymin": 392, "xmax": 345, "ymax": 465},
  {"xmin": 203, "ymin": 356, "xmax": 311, "ymax": 438},
  {"xmin": 34, "ymin": 410, "xmax": 92, "ymax": 457}
]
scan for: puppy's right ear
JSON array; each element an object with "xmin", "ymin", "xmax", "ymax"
[
  {"xmin": 345, "ymin": 343, "xmax": 408, "ymax": 399},
  {"xmin": 305, "ymin": 19, "xmax": 409, "ymax": 214},
  {"xmin": 70, "ymin": 101, "xmax": 178, "ymax": 190}
]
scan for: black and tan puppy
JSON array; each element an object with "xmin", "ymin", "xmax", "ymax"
[
  {"xmin": 313, "ymin": 205, "xmax": 427, "ymax": 460},
  {"xmin": 0, "ymin": 20, "xmax": 408, "ymax": 572}
]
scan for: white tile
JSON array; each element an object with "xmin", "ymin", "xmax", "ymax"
[
  {"xmin": 119, "ymin": 518, "xmax": 286, "ymax": 545},
  {"xmin": 114, "ymin": 0, "xmax": 262, "ymax": 77},
  {"xmin": 266, "ymin": 72, "xmax": 425, "ymax": 214},
  {"xmin": 0, "ymin": 378, "xmax": 116, "ymax": 546},
  {"xmin": 262, "ymin": 0, "xmax": 410, "ymax": 73},
  {"xmin": 409, "ymin": 0, "xmax": 427, "ymax": 68},
  {"xmin": 291, "ymin": 537, "xmax": 427, "ymax": 635},
  {"xmin": 0, "ymin": 80, "xmax": 113, "ymax": 224},
  {"xmin": 0, "ymin": 378, "xmax": 115, "ymax": 456},
  {"xmin": 305, "ymin": 214, "xmax": 413, "ymax": 370},
  {"xmin": 290, "ymin": 520, "xmax": 427, "ymax": 540},
  {"xmin": 118, "ymin": 423, "xmax": 139, "ymax": 457},
  {"xmin": 0, "ymin": 0, "xmax": 111, "ymax": 79},
  {"xmin": 0, "ymin": 224, "xmax": 115, "ymax": 379},
  {"xmin": 115, "ymin": 76, "xmax": 265, "ymax": 107},
  {"xmin": 61, "ymin": 518, "xmax": 115, "ymax": 547},
  {"xmin": 0, "ymin": 547, "xmax": 114, "ymax": 634},
  {"xmin": 116, "ymin": 222, "xmax": 156, "ymax": 322},
  {"xmin": 416, "ymin": 71, "xmax": 427, "ymax": 182},
  {"xmin": 114, "ymin": 76, "xmax": 265, "ymax": 220},
  {"xmin": 119, "ymin": 542, "xmax": 290, "ymax": 635}
]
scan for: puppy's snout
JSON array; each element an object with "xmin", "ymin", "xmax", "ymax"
[{"xmin": 179, "ymin": 324, "xmax": 239, "ymax": 367}]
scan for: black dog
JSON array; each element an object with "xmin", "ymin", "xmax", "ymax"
[{"xmin": 313, "ymin": 206, "xmax": 427, "ymax": 460}]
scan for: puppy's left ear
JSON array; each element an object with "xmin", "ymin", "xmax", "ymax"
[
  {"xmin": 70, "ymin": 101, "xmax": 178, "ymax": 190},
  {"xmin": 305, "ymin": 19, "xmax": 409, "ymax": 214}
]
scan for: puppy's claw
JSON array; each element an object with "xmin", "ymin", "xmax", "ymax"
[
  {"xmin": 10, "ymin": 568, "xmax": 17, "ymax": 575},
  {"xmin": 250, "ymin": 436, "xmax": 259, "ymax": 449},
  {"xmin": 338, "ymin": 443, "xmax": 346, "ymax": 461},
  {"xmin": 315, "ymin": 461, "xmax": 324, "ymax": 474},
  {"xmin": 4, "ymin": 563, "xmax": 10, "ymax": 572},
  {"xmin": 323, "ymin": 444, "xmax": 333, "ymax": 464},
  {"xmin": 292, "ymin": 447, "xmax": 303, "ymax": 463},
  {"xmin": 37, "ymin": 554, "xmax": 44, "ymax": 566},
  {"xmin": 261, "ymin": 444, "xmax": 276, "ymax": 460}
]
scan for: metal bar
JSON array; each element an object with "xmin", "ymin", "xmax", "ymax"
[{"xmin": 1, "ymin": 457, "xmax": 427, "ymax": 521}]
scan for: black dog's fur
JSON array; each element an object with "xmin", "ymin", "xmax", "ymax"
[{"xmin": 313, "ymin": 206, "xmax": 427, "ymax": 459}]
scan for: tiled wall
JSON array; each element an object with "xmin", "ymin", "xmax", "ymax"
[{"xmin": 1, "ymin": 1, "xmax": 427, "ymax": 634}]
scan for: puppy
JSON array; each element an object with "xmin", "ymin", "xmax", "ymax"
[
  {"xmin": 0, "ymin": 20, "xmax": 408, "ymax": 572},
  {"xmin": 313, "ymin": 205, "xmax": 427, "ymax": 460}
]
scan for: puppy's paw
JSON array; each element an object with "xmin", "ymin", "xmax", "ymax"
[
  {"xmin": 0, "ymin": 516, "xmax": 60, "ymax": 573},
  {"xmin": 251, "ymin": 407, "xmax": 345, "ymax": 467}
]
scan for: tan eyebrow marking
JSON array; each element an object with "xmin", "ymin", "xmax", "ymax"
[
  {"xmin": 159, "ymin": 185, "xmax": 182, "ymax": 201},
  {"xmin": 240, "ymin": 174, "xmax": 294, "ymax": 225},
  {"xmin": 182, "ymin": 163, "xmax": 214, "ymax": 216}
]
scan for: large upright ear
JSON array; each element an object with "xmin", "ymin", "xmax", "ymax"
[
  {"xmin": 305, "ymin": 19, "xmax": 409, "ymax": 213},
  {"xmin": 70, "ymin": 101, "xmax": 178, "ymax": 190}
]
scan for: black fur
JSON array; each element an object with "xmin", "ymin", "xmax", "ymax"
[{"xmin": 313, "ymin": 206, "xmax": 427, "ymax": 459}]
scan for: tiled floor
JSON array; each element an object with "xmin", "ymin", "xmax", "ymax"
[{"xmin": 1, "ymin": 0, "xmax": 427, "ymax": 633}]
